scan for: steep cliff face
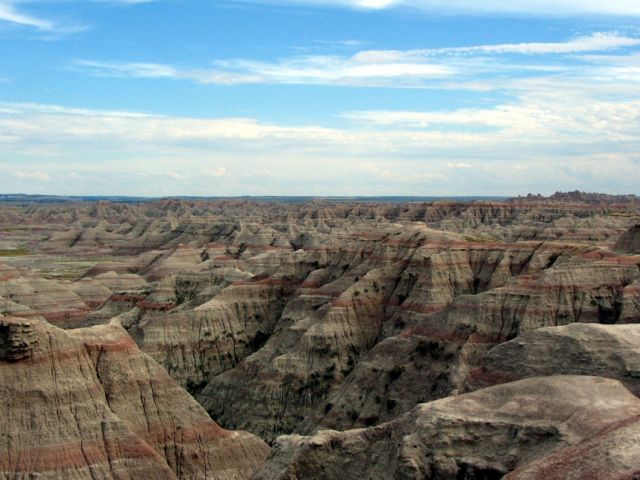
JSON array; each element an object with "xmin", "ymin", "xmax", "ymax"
[
  {"xmin": 70, "ymin": 322, "xmax": 270, "ymax": 479},
  {"xmin": 0, "ymin": 316, "xmax": 175, "ymax": 479},
  {"xmin": 312, "ymin": 251, "xmax": 640, "ymax": 432},
  {"xmin": 254, "ymin": 376, "xmax": 640, "ymax": 480},
  {"xmin": 194, "ymin": 230, "xmax": 577, "ymax": 441},
  {"xmin": 0, "ymin": 316, "xmax": 269, "ymax": 480}
]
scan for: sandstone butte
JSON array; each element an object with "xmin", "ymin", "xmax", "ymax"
[{"xmin": 0, "ymin": 192, "xmax": 638, "ymax": 479}]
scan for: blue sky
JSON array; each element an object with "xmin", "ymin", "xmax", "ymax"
[{"xmin": 1, "ymin": 1, "xmax": 640, "ymax": 196}]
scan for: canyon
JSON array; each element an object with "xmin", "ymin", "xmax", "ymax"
[{"xmin": 0, "ymin": 193, "xmax": 639, "ymax": 478}]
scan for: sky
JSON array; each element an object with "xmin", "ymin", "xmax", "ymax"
[{"xmin": 1, "ymin": 1, "xmax": 640, "ymax": 196}]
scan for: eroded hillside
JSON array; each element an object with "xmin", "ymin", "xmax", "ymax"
[{"xmin": 1, "ymin": 195, "xmax": 640, "ymax": 478}]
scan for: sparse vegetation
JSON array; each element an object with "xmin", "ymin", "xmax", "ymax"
[
  {"xmin": 185, "ymin": 379, "xmax": 208, "ymax": 396},
  {"xmin": 389, "ymin": 366, "xmax": 404, "ymax": 381},
  {"xmin": 363, "ymin": 415, "xmax": 378, "ymax": 426},
  {"xmin": 463, "ymin": 234, "xmax": 498, "ymax": 244},
  {"xmin": 323, "ymin": 363, "xmax": 337, "ymax": 380},
  {"xmin": 0, "ymin": 248, "xmax": 29, "ymax": 257},
  {"xmin": 386, "ymin": 399, "xmax": 397, "ymax": 412}
]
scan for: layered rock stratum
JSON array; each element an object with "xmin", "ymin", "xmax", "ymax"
[
  {"xmin": 0, "ymin": 316, "xmax": 268, "ymax": 479},
  {"xmin": 0, "ymin": 193, "xmax": 639, "ymax": 478}
]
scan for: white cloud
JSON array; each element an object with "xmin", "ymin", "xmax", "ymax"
[
  {"xmin": 2, "ymin": 59, "xmax": 640, "ymax": 195},
  {"xmin": 0, "ymin": 102, "xmax": 347, "ymax": 147},
  {"xmin": 0, "ymin": 0, "xmax": 146, "ymax": 34},
  {"xmin": 74, "ymin": 55, "xmax": 452, "ymax": 87},
  {"xmin": 164, "ymin": 171, "xmax": 186, "ymax": 179},
  {"xmin": 78, "ymin": 61, "xmax": 178, "ymax": 79},
  {"xmin": 2, "ymin": 78, "xmax": 639, "ymax": 155},
  {"xmin": 343, "ymin": 88, "xmax": 640, "ymax": 143},
  {"xmin": 0, "ymin": 1, "xmax": 91, "ymax": 36},
  {"xmin": 356, "ymin": 0, "xmax": 395, "ymax": 9},
  {"xmin": 231, "ymin": 0, "xmax": 640, "ymax": 16},
  {"xmin": 74, "ymin": 33, "xmax": 639, "ymax": 88},
  {"xmin": 14, "ymin": 170, "xmax": 51, "ymax": 181},
  {"xmin": 354, "ymin": 34, "xmax": 640, "ymax": 61},
  {"xmin": 360, "ymin": 163, "xmax": 448, "ymax": 183},
  {"xmin": 74, "ymin": 60, "xmax": 264, "ymax": 85},
  {"xmin": 205, "ymin": 167, "xmax": 228, "ymax": 177},
  {"xmin": 0, "ymin": 1, "xmax": 53, "ymax": 30}
]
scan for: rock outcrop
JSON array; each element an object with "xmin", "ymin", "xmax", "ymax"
[
  {"xmin": 254, "ymin": 376, "xmax": 640, "ymax": 479},
  {"xmin": 0, "ymin": 317, "xmax": 38, "ymax": 361},
  {"xmin": 0, "ymin": 316, "xmax": 269, "ymax": 479},
  {"xmin": 505, "ymin": 415, "xmax": 640, "ymax": 479},
  {"xmin": 467, "ymin": 323, "xmax": 640, "ymax": 395},
  {"xmin": 0, "ymin": 263, "xmax": 89, "ymax": 325},
  {"xmin": 615, "ymin": 224, "xmax": 640, "ymax": 254}
]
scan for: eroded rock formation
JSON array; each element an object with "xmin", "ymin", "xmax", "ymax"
[
  {"xmin": 466, "ymin": 323, "xmax": 640, "ymax": 394},
  {"xmin": 615, "ymin": 224, "xmax": 640, "ymax": 254},
  {"xmin": 0, "ymin": 316, "xmax": 269, "ymax": 479},
  {"xmin": 0, "ymin": 194, "xmax": 639, "ymax": 477},
  {"xmin": 254, "ymin": 376, "xmax": 640, "ymax": 479}
]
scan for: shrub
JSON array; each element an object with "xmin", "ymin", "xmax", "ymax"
[
  {"xmin": 363, "ymin": 416, "xmax": 378, "ymax": 426},
  {"xmin": 388, "ymin": 365, "xmax": 404, "ymax": 381},
  {"xmin": 185, "ymin": 379, "xmax": 207, "ymax": 396}
]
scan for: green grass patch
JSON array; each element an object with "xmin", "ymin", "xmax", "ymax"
[
  {"xmin": 52, "ymin": 256, "xmax": 115, "ymax": 264},
  {"xmin": 464, "ymin": 235, "xmax": 498, "ymax": 244},
  {"xmin": 0, "ymin": 248, "xmax": 29, "ymax": 257},
  {"xmin": 0, "ymin": 226, "xmax": 29, "ymax": 231},
  {"xmin": 39, "ymin": 271, "xmax": 84, "ymax": 281}
]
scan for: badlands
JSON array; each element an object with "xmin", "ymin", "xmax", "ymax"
[{"xmin": 0, "ymin": 192, "xmax": 640, "ymax": 479}]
